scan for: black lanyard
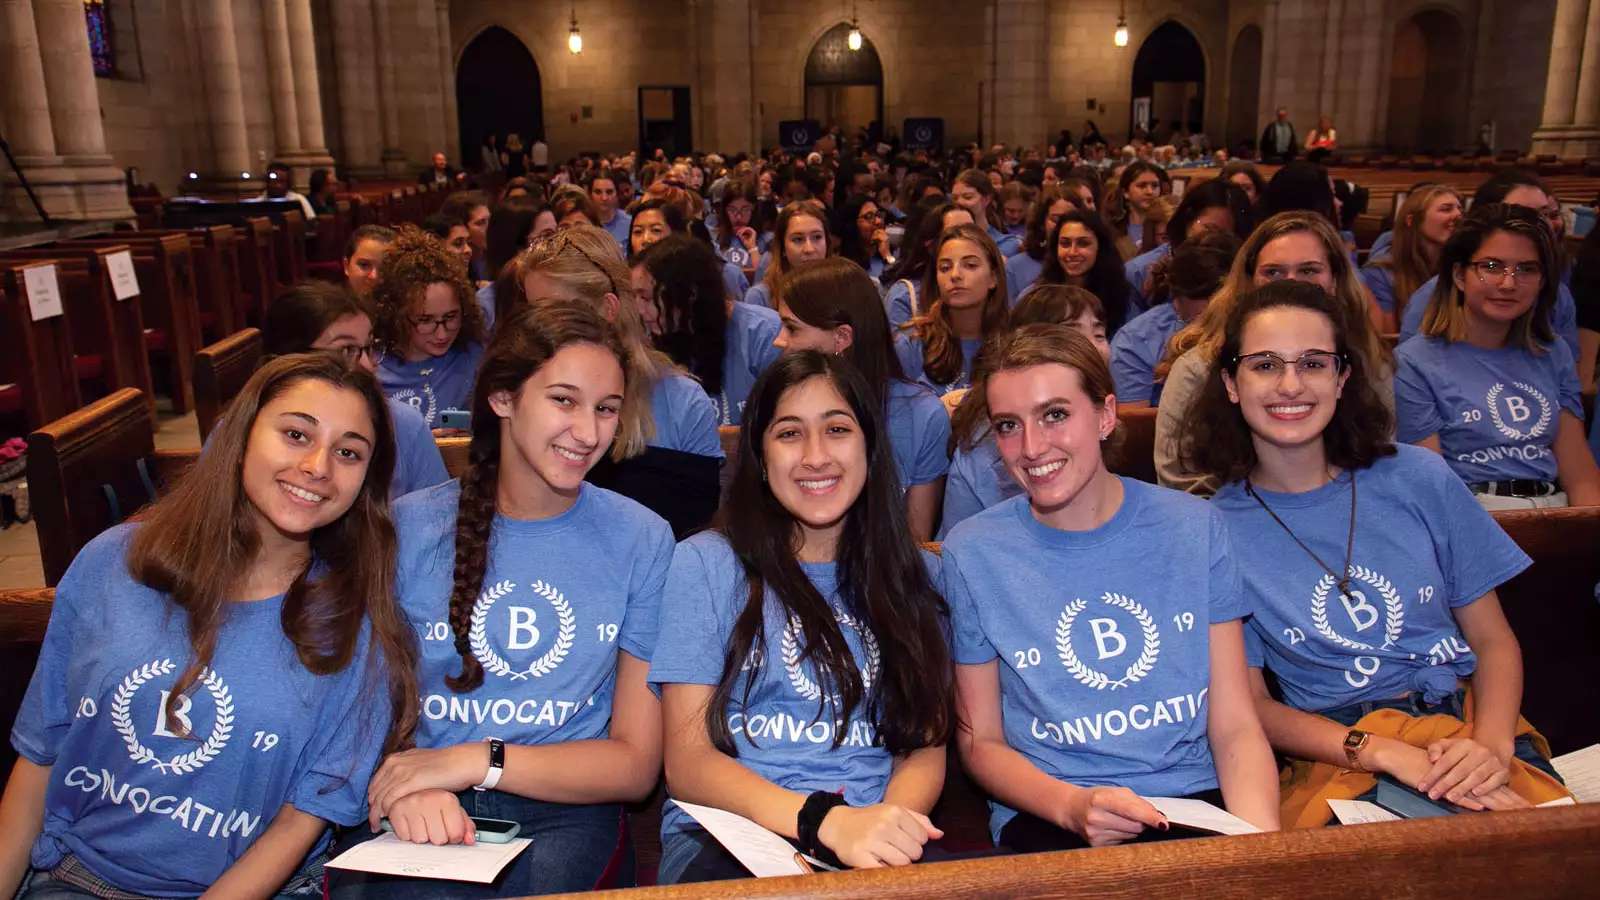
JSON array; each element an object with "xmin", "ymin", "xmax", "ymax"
[{"xmin": 1244, "ymin": 470, "xmax": 1358, "ymax": 600}]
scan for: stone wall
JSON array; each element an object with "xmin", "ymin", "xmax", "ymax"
[{"xmin": 5, "ymin": 0, "xmax": 1578, "ymax": 223}]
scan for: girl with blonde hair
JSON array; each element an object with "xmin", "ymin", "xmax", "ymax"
[{"xmin": 519, "ymin": 225, "xmax": 723, "ymax": 534}]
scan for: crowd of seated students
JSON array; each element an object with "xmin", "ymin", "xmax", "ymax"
[{"xmin": 3, "ymin": 132, "xmax": 1598, "ymax": 899}]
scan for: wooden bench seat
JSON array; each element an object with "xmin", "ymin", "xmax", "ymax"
[
  {"xmin": 193, "ymin": 328, "xmax": 264, "ymax": 440},
  {"xmin": 0, "ymin": 247, "xmax": 155, "ymax": 417},
  {"xmin": 1, "ymin": 262, "xmax": 81, "ymax": 429},
  {"xmin": 577, "ymin": 804, "xmax": 1600, "ymax": 899}
]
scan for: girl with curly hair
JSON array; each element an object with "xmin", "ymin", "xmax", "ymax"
[{"xmin": 373, "ymin": 226, "xmax": 488, "ymax": 431}]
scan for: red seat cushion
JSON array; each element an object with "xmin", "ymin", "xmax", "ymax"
[
  {"xmin": 74, "ymin": 354, "xmax": 104, "ymax": 380},
  {"xmin": 144, "ymin": 327, "xmax": 167, "ymax": 352},
  {"xmin": 0, "ymin": 384, "xmax": 18, "ymax": 415}
]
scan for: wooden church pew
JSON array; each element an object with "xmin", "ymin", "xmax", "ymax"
[
  {"xmin": 53, "ymin": 234, "xmax": 203, "ymax": 412},
  {"xmin": 0, "ymin": 246, "xmax": 156, "ymax": 418},
  {"xmin": 578, "ymin": 804, "xmax": 1600, "ymax": 899},
  {"xmin": 193, "ymin": 328, "xmax": 264, "ymax": 441},
  {"xmin": 1, "ymin": 262, "xmax": 81, "ymax": 430},
  {"xmin": 26, "ymin": 389, "xmax": 192, "ymax": 586}
]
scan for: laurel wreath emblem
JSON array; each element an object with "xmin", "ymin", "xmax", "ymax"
[
  {"xmin": 470, "ymin": 579, "xmax": 577, "ymax": 680},
  {"xmin": 1309, "ymin": 564, "xmax": 1404, "ymax": 652},
  {"xmin": 1054, "ymin": 593, "xmax": 1161, "ymax": 690},
  {"xmin": 780, "ymin": 611, "xmax": 882, "ymax": 702},
  {"xmin": 1485, "ymin": 382, "xmax": 1552, "ymax": 442},
  {"xmin": 110, "ymin": 659, "xmax": 234, "ymax": 775}
]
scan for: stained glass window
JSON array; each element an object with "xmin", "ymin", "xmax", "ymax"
[{"xmin": 85, "ymin": 1, "xmax": 114, "ymax": 77}]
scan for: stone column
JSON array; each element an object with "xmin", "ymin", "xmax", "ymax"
[
  {"xmin": 1532, "ymin": 0, "xmax": 1593, "ymax": 155},
  {"xmin": 18, "ymin": 0, "xmax": 132, "ymax": 220},
  {"xmin": 0, "ymin": 0, "xmax": 62, "ymax": 222},
  {"xmin": 1573, "ymin": 0, "xmax": 1600, "ymax": 127},
  {"xmin": 992, "ymin": 0, "xmax": 1050, "ymax": 151},
  {"xmin": 286, "ymin": 0, "xmax": 334, "ymax": 169},
  {"xmin": 1, "ymin": 0, "xmax": 57, "ymax": 163},
  {"xmin": 194, "ymin": 0, "xmax": 252, "ymax": 188},
  {"xmin": 703, "ymin": 0, "xmax": 757, "ymax": 155},
  {"xmin": 371, "ymin": 0, "xmax": 407, "ymax": 174},
  {"xmin": 260, "ymin": 0, "xmax": 303, "ymax": 158},
  {"xmin": 333, "ymin": 0, "xmax": 382, "ymax": 176},
  {"xmin": 436, "ymin": 0, "xmax": 459, "ymax": 164}
]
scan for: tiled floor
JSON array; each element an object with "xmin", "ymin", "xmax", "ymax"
[{"xmin": 0, "ymin": 409, "xmax": 200, "ymax": 590}]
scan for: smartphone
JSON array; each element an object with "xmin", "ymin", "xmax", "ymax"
[
  {"xmin": 380, "ymin": 816, "xmax": 521, "ymax": 844},
  {"xmin": 437, "ymin": 409, "xmax": 471, "ymax": 431}
]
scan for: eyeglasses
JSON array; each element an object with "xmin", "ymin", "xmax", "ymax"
[
  {"xmin": 858, "ymin": 210, "xmax": 885, "ymax": 222},
  {"xmin": 410, "ymin": 312, "xmax": 461, "ymax": 334},
  {"xmin": 1231, "ymin": 350, "xmax": 1346, "ymax": 382},
  {"xmin": 334, "ymin": 343, "xmax": 385, "ymax": 365},
  {"xmin": 1468, "ymin": 259, "xmax": 1542, "ymax": 286}
]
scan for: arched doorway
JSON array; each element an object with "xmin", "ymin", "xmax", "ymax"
[
  {"xmin": 1131, "ymin": 21, "xmax": 1205, "ymax": 143},
  {"xmin": 804, "ymin": 24, "xmax": 884, "ymax": 144},
  {"xmin": 456, "ymin": 26, "xmax": 543, "ymax": 171},
  {"xmin": 1227, "ymin": 26, "xmax": 1263, "ymax": 156},
  {"xmin": 1385, "ymin": 10, "xmax": 1467, "ymax": 154}
]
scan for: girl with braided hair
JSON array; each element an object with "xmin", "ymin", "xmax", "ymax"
[{"xmin": 333, "ymin": 299, "xmax": 674, "ymax": 898}]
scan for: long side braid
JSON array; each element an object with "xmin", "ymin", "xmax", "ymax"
[{"xmin": 444, "ymin": 452, "xmax": 499, "ymax": 692}]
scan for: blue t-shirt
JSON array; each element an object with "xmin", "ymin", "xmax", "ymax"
[
  {"xmin": 719, "ymin": 302, "xmax": 782, "ymax": 426},
  {"xmin": 721, "ymin": 261, "xmax": 750, "ymax": 305},
  {"xmin": 742, "ymin": 281, "xmax": 773, "ymax": 308},
  {"xmin": 1005, "ymin": 253, "xmax": 1044, "ymax": 307},
  {"xmin": 1368, "ymin": 230, "xmax": 1394, "ymax": 263},
  {"xmin": 378, "ymin": 342, "xmax": 485, "ymax": 430},
  {"xmin": 1111, "ymin": 303, "xmax": 1183, "ymax": 407},
  {"xmin": 602, "ymin": 210, "xmax": 632, "ymax": 251},
  {"xmin": 885, "ymin": 278, "xmax": 919, "ymax": 331},
  {"xmin": 989, "ymin": 225, "xmax": 1023, "ymax": 259},
  {"xmin": 475, "ymin": 283, "xmax": 498, "ymax": 334},
  {"xmin": 941, "ymin": 480, "xmax": 1245, "ymax": 840},
  {"xmin": 396, "ymin": 481, "xmax": 674, "ymax": 750},
  {"xmin": 650, "ymin": 371, "xmax": 724, "ymax": 457},
  {"xmin": 387, "ymin": 398, "xmax": 451, "ymax": 498},
  {"xmin": 648, "ymin": 532, "xmax": 942, "ymax": 844},
  {"xmin": 895, "ymin": 333, "xmax": 982, "ymax": 397},
  {"xmin": 1212, "ymin": 446, "xmax": 1532, "ymax": 712},
  {"xmin": 886, "ymin": 380, "xmax": 951, "ymax": 489},
  {"xmin": 1359, "ymin": 264, "xmax": 1398, "ymax": 315},
  {"xmin": 1123, "ymin": 244, "xmax": 1171, "ymax": 315},
  {"xmin": 1126, "ymin": 220, "xmax": 1145, "ymax": 247},
  {"xmin": 1394, "ymin": 335, "xmax": 1583, "ymax": 484},
  {"xmin": 12, "ymin": 525, "xmax": 384, "ymax": 896},
  {"xmin": 937, "ymin": 430, "xmax": 1021, "ymax": 540},
  {"xmin": 1400, "ymin": 276, "xmax": 1581, "ymax": 360}
]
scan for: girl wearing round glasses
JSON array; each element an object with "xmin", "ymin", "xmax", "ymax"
[
  {"xmin": 1155, "ymin": 212, "xmax": 1390, "ymax": 496},
  {"xmin": 1183, "ymin": 279, "xmax": 1563, "ymax": 821},
  {"xmin": 373, "ymin": 226, "xmax": 488, "ymax": 432},
  {"xmin": 262, "ymin": 281, "xmax": 449, "ymax": 498},
  {"xmin": 1394, "ymin": 203, "xmax": 1600, "ymax": 508}
]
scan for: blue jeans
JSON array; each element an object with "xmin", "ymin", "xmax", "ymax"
[
  {"xmin": 19, "ymin": 852, "xmax": 325, "ymax": 900},
  {"xmin": 1318, "ymin": 687, "xmax": 1562, "ymax": 802},
  {"xmin": 327, "ymin": 791, "xmax": 627, "ymax": 899}
]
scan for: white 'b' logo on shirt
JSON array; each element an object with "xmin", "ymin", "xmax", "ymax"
[
  {"xmin": 1486, "ymin": 382, "xmax": 1552, "ymax": 442},
  {"xmin": 1055, "ymin": 593, "xmax": 1160, "ymax": 690},
  {"xmin": 110, "ymin": 659, "xmax": 234, "ymax": 774},
  {"xmin": 470, "ymin": 580, "xmax": 577, "ymax": 679},
  {"xmin": 1309, "ymin": 565, "xmax": 1404, "ymax": 652}
]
